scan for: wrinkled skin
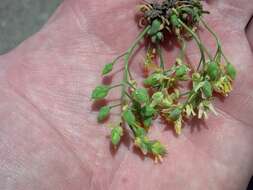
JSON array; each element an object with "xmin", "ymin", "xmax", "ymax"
[{"xmin": 0, "ymin": 0, "xmax": 253, "ymax": 189}]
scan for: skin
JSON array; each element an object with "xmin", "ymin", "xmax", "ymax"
[{"xmin": 0, "ymin": 0, "xmax": 252, "ymax": 189}]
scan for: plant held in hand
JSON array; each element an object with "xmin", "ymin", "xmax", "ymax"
[{"xmin": 91, "ymin": 0, "xmax": 236, "ymax": 162}]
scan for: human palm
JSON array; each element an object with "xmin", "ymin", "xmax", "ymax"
[{"xmin": 0, "ymin": 0, "xmax": 252, "ymax": 189}]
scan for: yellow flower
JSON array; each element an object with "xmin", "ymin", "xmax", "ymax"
[
  {"xmin": 185, "ymin": 104, "xmax": 196, "ymax": 118},
  {"xmin": 213, "ymin": 76, "xmax": 233, "ymax": 96},
  {"xmin": 197, "ymin": 101, "xmax": 217, "ymax": 119},
  {"xmin": 174, "ymin": 115, "xmax": 182, "ymax": 135}
]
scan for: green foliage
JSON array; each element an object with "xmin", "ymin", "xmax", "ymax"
[{"xmin": 141, "ymin": 105, "xmax": 156, "ymax": 118}]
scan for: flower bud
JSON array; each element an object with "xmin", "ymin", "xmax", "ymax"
[
  {"xmin": 226, "ymin": 63, "xmax": 236, "ymax": 80},
  {"xmin": 97, "ymin": 106, "xmax": 110, "ymax": 122},
  {"xmin": 207, "ymin": 63, "xmax": 219, "ymax": 81}
]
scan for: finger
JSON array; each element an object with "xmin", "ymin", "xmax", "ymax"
[{"xmin": 246, "ymin": 16, "xmax": 253, "ymax": 51}]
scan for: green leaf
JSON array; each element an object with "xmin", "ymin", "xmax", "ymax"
[
  {"xmin": 102, "ymin": 63, "xmax": 113, "ymax": 75},
  {"xmin": 111, "ymin": 126, "xmax": 123, "ymax": 145},
  {"xmin": 169, "ymin": 108, "xmax": 182, "ymax": 121},
  {"xmin": 226, "ymin": 63, "xmax": 236, "ymax": 80},
  {"xmin": 148, "ymin": 19, "xmax": 161, "ymax": 36},
  {"xmin": 175, "ymin": 65, "xmax": 188, "ymax": 77},
  {"xmin": 132, "ymin": 88, "xmax": 149, "ymax": 104},
  {"xmin": 122, "ymin": 108, "xmax": 136, "ymax": 126},
  {"xmin": 207, "ymin": 63, "xmax": 219, "ymax": 81},
  {"xmin": 170, "ymin": 14, "xmax": 180, "ymax": 28},
  {"xmin": 91, "ymin": 85, "xmax": 110, "ymax": 100},
  {"xmin": 201, "ymin": 81, "xmax": 213, "ymax": 98},
  {"xmin": 97, "ymin": 106, "xmax": 110, "ymax": 122}
]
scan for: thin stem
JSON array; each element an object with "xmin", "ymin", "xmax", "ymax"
[
  {"xmin": 177, "ymin": 18, "xmax": 206, "ymax": 70},
  {"xmin": 196, "ymin": 32, "xmax": 212, "ymax": 59},
  {"xmin": 121, "ymin": 26, "xmax": 151, "ymax": 105},
  {"xmin": 125, "ymin": 80, "xmax": 136, "ymax": 90},
  {"xmin": 157, "ymin": 45, "xmax": 165, "ymax": 70},
  {"xmin": 124, "ymin": 91, "xmax": 135, "ymax": 101},
  {"xmin": 109, "ymin": 84, "xmax": 122, "ymax": 89},
  {"xmin": 110, "ymin": 104, "xmax": 122, "ymax": 109},
  {"xmin": 112, "ymin": 52, "xmax": 128, "ymax": 64},
  {"xmin": 178, "ymin": 37, "xmax": 186, "ymax": 61},
  {"xmin": 200, "ymin": 18, "xmax": 230, "ymax": 63}
]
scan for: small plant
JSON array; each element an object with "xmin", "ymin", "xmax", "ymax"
[{"xmin": 91, "ymin": 0, "xmax": 236, "ymax": 162}]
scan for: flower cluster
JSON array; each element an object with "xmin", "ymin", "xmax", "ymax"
[{"xmin": 91, "ymin": 0, "xmax": 236, "ymax": 162}]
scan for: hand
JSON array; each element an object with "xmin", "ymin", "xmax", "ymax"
[{"xmin": 0, "ymin": 0, "xmax": 252, "ymax": 189}]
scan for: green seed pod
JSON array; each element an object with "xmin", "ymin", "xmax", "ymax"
[
  {"xmin": 141, "ymin": 105, "xmax": 156, "ymax": 118},
  {"xmin": 175, "ymin": 65, "xmax": 188, "ymax": 77},
  {"xmin": 144, "ymin": 73, "xmax": 163, "ymax": 86},
  {"xmin": 151, "ymin": 92, "xmax": 164, "ymax": 106},
  {"xmin": 122, "ymin": 108, "xmax": 136, "ymax": 126},
  {"xmin": 148, "ymin": 19, "xmax": 161, "ymax": 36},
  {"xmin": 97, "ymin": 106, "xmax": 110, "ymax": 122},
  {"xmin": 201, "ymin": 81, "xmax": 213, "ymax": 98},
  {"xmin": 132, "ymin": 88, "xmax": 149, "ymax": 104},
  {"xmin": 102, "ymin": 63, "xmax": 113, "ymax": 75},
  {"xmin": 91, "ymin": 85, "xmax": 110, "ymax": 100},
  {"xmin": 111, "ymin": 126, "xmax": 123, "ymax": 145},
  {"xmin": 226, "ymin": 63, "xmax": 236, "ymax": 80},
  {"xmin": 169, "ymin": 108, "xmax": 182, "ymax": 121},
  {"xmin": 207, "ymin": 63, "xmax": 219, "ymax": 81},
  {"xmin": 135, "ymin": 127, "xmax": 146, "ymax": 137}
]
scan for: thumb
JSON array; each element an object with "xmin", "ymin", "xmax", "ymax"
[
  {"xmin": 210, "ymin": 0, "xmax": 253, "ymax": 27},
  {"xmin": 246, "ymin": 17, "xmax": 253, "ymax": 51}
]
